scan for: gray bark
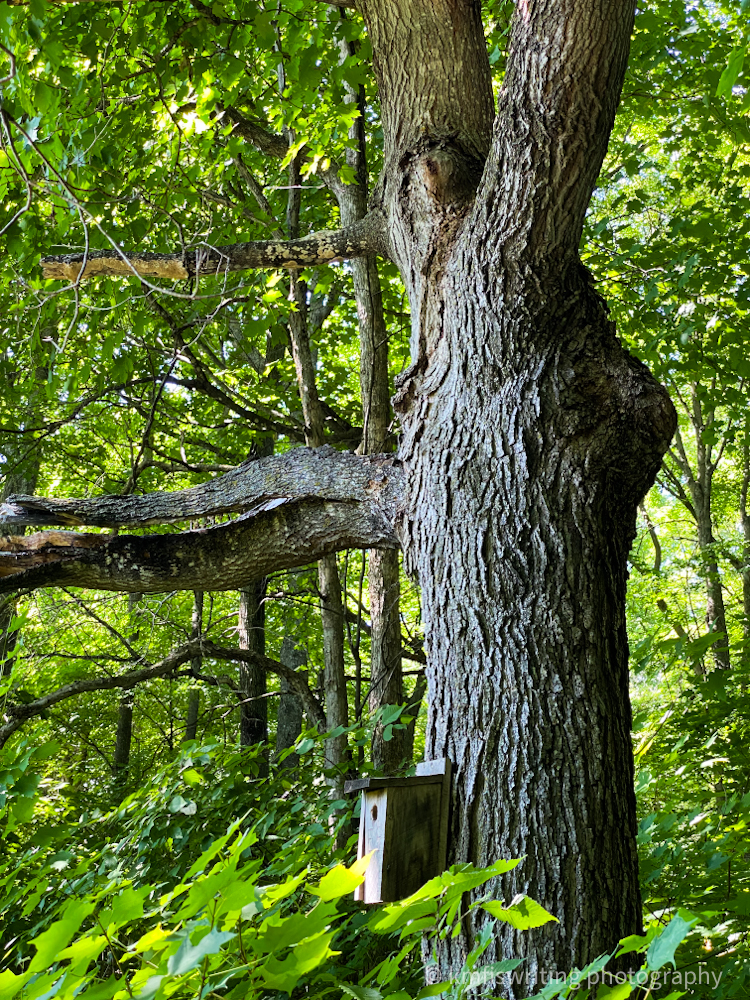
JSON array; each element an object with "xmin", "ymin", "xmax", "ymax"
[
  {"xmin": 0, "ymin": 447, "xmax": 402, "ymax": 528},
  {"xmin": 40, "ymin": 215, "xmax": 387, "ymax": 281},
  {"xmin": 0, "ymin": 471, "xmax": 37, "ymax": 679},
  {"xmin": 0, "ymin": 452, "xmax": 401, "ymax": 595},
  {"xmin": 359, "ymin": 0, "xmax": 675, "ymax": 984},
  {"xmin": 276, "ymin": 636, "xmax": 307, "ymax": 762}
]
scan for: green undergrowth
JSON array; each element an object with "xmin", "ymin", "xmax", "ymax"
[{"xmin": 0, "ymin": 736, "xmax": 707, "ymax": 1000}]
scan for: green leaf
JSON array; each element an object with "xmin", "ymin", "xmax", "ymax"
[
  {"xmin": 338, "ymin": 985, "xmax": 383, "ymax": 1000},
  {"xmin": 111, "ymin": 885, "xmax": 149, "ymax": 927},
  {"xmin": 717, "ymin": 48, "xmax": 745, "ymax": 98},
  {"xmin": 616, "ymin": 932, "xmax": 651, "ymax": 957},
  {"xmin": 255, "ymin": 900, "xmax": 338, "ymax": 953},
  {"xmin": 166, "ymin": 927, "xmax": 235, "ymax": 977},
  {"xmin": 480, "ymin": 895, "xmax": 558, "ymax": 930},
  {"xmin": 597, "ymin": 983, "xmax": 632, "ymax": 1000},
  {"xmin": 415, "ymin": 984, "xmax": 452, "ymax": 999},
  {"xmin": 312, "ymin": 860, "xmax": 367, "ymax": 902},
  {"xmin": 260, "ymin": 929, "xmax": 336, "ymax": 992},
  {"xmin": 28, "ymin": 899, "xmax": 96, "ymax": 973},
  {"xmin": 645, "ymin": 914, "xmax": 697, "ymax": 971},
  {"xmin": 0, "ymin": 970, "xmax": 32, "ymax": 1000}
]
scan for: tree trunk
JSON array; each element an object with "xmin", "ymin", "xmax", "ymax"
[
  {"xmin": 185, "ymin": 691, "xmax": 200, "ymax": 743},
  {"xmin": 332, "ymin": 27, "xmax": 405, "ymax": 773},
  {"xmin": 238, "ymin": 579, "xmax": 268, "ymax": 760},
  {"xmin": 282, "ymin": 146, "xmax": 351, "ymax": 779},
  {"xmin": 184, "ymin": 591, "xmax": 203, "ymax": 742},
  {"xmin": 358, "ymin": 0, "xmax": 676, "ymax": 982},
  {"xmin": 401, "ymin": 278, "xmax": 674, "ymax": 983},
  {"xmin": 276, "ymin": 635, "xmax": 307, "ymax": 763},
  {"xmin": 688, "ymin": 398, "xmax": 731, "ymax": 670},
  {"xmin": 0, "ymin": 465, "xmax": 39, "ymax": 679},
  {"xmin": 740, "ymin": 446, "xmax": 750, "ymax": 656},
  {"xmin": 113, "ymin": 693, "xmax": 133, "ymax": 790}
]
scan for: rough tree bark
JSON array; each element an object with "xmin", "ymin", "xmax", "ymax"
[
  {"xmin": 356, "ymin": 0, "xmax": 674, "ymax": 984},
  {"xmin": 5, "ymin": 0, "xmax": 679, "ymax": 985}
]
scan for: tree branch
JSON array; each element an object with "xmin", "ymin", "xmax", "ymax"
[
  {"xmin": 477, "ymin": 0, "xmax": 637, "ymax": 260},
  {"xmin": 0, "ymin": 451, "xmax": 402, "ymax": 595},
  {"xmin": 0, "ymin": 447, "xmax": 402, "ymax": 528},
  {"xmin": 40, "ymin": 215, "xmax": 387, "ymax": 281},
  {"xmin": 0, "ymin": 638, "xmax": 325, "ymax": 747}
]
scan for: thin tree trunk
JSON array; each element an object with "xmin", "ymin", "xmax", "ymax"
[
  {"xmin": 113, "ymin": 694, "xmax": 133, "ymax": 789},
  {"xmin": 284, "ymin": 149, "xmax": 350, "ymax": 778},
  {"xmin": 184, "ymin": 591, "xmax": 203, "ymax": 742},
  {"xmin": 238, "ymin": 579, "xmax": 268, "ymax": 765},
  {"xmin": 675, "ymin": 392, "xmax": 732, "ymax": 670},
  {"xmin": 276, "ymin": 635, "xmax": 307, "ymax": 764},
  {"xmin": 113, "ymin": 591, "xmax": 140, "ymax": 792},
  {"xmin": 740, "ymin": 445, "xmax": 750, "ymax": 652},
  {"xmin": 332, "ymin": 26, "xmax": 405, "ymax": 773},
  {"xmin": 185, "ymin": 691, "xmax": 200, "ymax": 743}
]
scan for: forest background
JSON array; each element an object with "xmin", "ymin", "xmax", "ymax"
[{"xmin": 0, "ymin": 0, "xmax": 750, "ymax": 997}]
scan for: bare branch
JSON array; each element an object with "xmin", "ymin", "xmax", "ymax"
[{"xmin": 40, "ymin": 214, "xmax": 387, "ymax": 281}]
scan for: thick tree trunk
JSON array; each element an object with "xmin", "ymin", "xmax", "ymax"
[
  {"xmin": 360, "ymin": 0, "xmax": 675, "ymax": 984},
  {"xmin": 400, "ymin": 263, "xmax": 674, "ymax": 985}
]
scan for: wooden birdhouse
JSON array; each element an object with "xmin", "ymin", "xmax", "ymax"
[{"xmin": 344, "ymin": 758, "xmax": 452, "ymax": 903}]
